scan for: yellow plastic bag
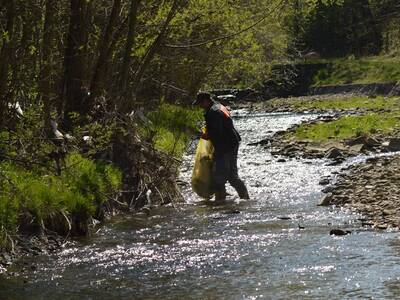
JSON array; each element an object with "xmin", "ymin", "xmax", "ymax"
[{"xmin": 191, "ymin": 138, "xmax": 214, "ymax": 199}]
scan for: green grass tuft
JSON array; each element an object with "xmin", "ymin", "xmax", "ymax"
[
  {"xmin": 0, "ymin": 153, "xmax": 122, "ymax": 249},
  {"xmin": 293, "ymin": 112, "xmax": 400, "ymax": 141}
]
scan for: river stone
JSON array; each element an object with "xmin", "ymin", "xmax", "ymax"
[
  {"xmin": 248, "ymin": 138, "xmax": 271, "ymax": 146},
  {"xmin": 326, "ymin": 159, "xmax": 344, "ymax": 166},
  {"xmin": 362, "ymin": 221, "xmax": 374, "ymax": 226},
  {"xmin": 382, "ymin": 209, "xmax": 395, "ymax": 216},
  {"xmin": 349, "ymin": 144, "xmax": 365, "ymax": 153},
  {"xmin": 366, "ymin": 157, "xmax": 378, "ymax": 163},
  {"xmin": 346, "ymin": 135, "xmax": 380, "ymax": 148},
  {"xmin": 388, "ymin": 138, "xmax": 400, "ymax": 151},
  {"xmin": 318, "ymin": 193, "xmax": 333, "ymax": 206},
  {"xmin": 325, "ymin": 147, "xmax": 343, "ymax": 159},
  {"xmin": 375, "ymin": 224, "xmax": 388, "ymax": 230},
  {"xmin": 319, "ymin": 178, "xmax": 330, "ymax": 185},
  {"xmin": 330, "ymin": 229, "xmax": 351, "ymax": 236},
  {"xmin": 321, "ymin": 186, "xmax": 335, "ymax": 193},
  {"xmin": 334, "ymin": 195, "xmax": 350, "ymax": 203}
]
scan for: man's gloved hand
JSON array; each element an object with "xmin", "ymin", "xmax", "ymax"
[{"xmin": 200, "ymin": 131, "xmax": 209, "ymax": 140}]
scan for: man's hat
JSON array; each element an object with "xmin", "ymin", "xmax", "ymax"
[{"xmin": 193, "ymin": 92, "xmax": 212, "ymax": 105}]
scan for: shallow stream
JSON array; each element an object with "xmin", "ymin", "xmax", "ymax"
[{"xmin": 2, "ymin": 111, "xmax": 400, "ymax": 299}]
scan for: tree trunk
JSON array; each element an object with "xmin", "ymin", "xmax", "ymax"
[
  {"xmin": 89, "ymin": 0, "xmax": 122, "ymax": 105},
  {"xmin": 0, "ymin": 0, "xmax": 15, "ymax": 128},
  {"xmin": 129, "ymin": 0, "xmax": 180, "ymax": 107},
  {"xmin": 40, "ymin": 0, "xmax": 56, "ymax": 133},
  {"xmin": 360, "ymin": 0, "xmax": 382, "ymax": 55},
  {"xmin": 119, "ymin": 0, "xmax": 141, "ymax": 95},
  {"xmin": 62, "ymin": 0, "xmax": 90, "ymax": 129}
]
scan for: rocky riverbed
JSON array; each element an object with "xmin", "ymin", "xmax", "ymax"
[
  {"xmin": 0, "ymin": 232, "xmax": 66, "ymax": 273},
  {"xmin": 320, "ymin": 155, "xmax": 400, "ymax": 230},
  {"xmin": 249, "ymin": 113, "xmax": 400, "ymax": 162},
  {"xmin": 240, "ymin": 94, "xmax": 400, "ymax": 231}
]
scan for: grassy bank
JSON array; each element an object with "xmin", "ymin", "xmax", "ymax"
[
  {"xmin": 0, "ymin": 153, "xmax": 122, "ymax": 250},
  {"xmin": 284, "ymin": 96, "xmax": 400, "ymax": 142},
  {"xmin": 292, "ymin": 95, "xmax": 400, "ymax": 111},
  {"xmin": 0, "ymin": 102, "xmax": 200, "ymax": 252},
  {"xmin": 293, "ymin": 112, "xmax": 400, "ymax": 141},
  {"xmin": 266, "ymin": 95, "xmax": 400, "ymax": 113},
  {"xmin": 310, "ymin": 56, "xmax": 400, "ymax": 86}
]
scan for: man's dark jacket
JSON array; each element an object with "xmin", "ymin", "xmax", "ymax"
[{"xmin": 205, "ymin": 101, "xmax": 241, "ymax": 157}]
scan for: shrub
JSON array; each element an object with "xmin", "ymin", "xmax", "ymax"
[
  {"xmin": 62, "ymin": 153, "xmax": 122, "ymax": 205},
  {"xmin": 142, "ymin": 103, "xmax": 202, "ymax": 156}
]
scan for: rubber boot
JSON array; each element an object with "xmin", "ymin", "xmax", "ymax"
[
  {"xmin": 214, "ymin": 189, "xmax": 226, "ymax": 203},
  {"xmin": 238, "ymin": 187, "xmax": 250, "ymax": 200},
  {"xmin": 232, "ymin": 181, "xmax": 250, "ymax": 200}
]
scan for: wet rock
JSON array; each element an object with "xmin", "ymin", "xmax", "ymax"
[
  {"xmin": 321, "ymin": 186, "xmax": 335, "ymax": 194},
  {"xmin": 324, "ymin": 147, "xmax": 343, "ymax": 159},
  {"xmin": 349, "ymin": 144, "xmax": 365, "ymax": 153},
  {"xmin": 366, "ymin": 157, "xmax": 378, "ymax": 163},
  {"xmin": 319, "ymin": 178, "xmax": 330, "ymax": 185},
  {"xmin": 330, "ymin": 229, "xmax": 351, "ymax": 236},
  {"xmin": 361, "ymin": 221, "xmax": 374, "ymax": 226},
  {"xmin": 346, "ymin": 135, "xmax": 380, "ymax": 149},
  {"xmin": 248, "ymin": 138, "xmax": 271, "ymax": 146},
  {"xmin": 326, "ymin": 159, "xmax": 344, "ymax": 166},
  {"xmin": 223, "ymin": 210, "xmax": 241, "ymax": 215},
  {"xmin": 375, "ymin": 224, "xmax": 388, "ymax": 230},
  {"xmin": 359, "ymin": 165, "xmax": 373, "ymax": 172},
  {"xmin": 318, "ymin": 193, "xmax": 333, "ymax": 206},
  {"xmin": 298, "ymin": 224, "xmax": 305, "ymax": 229},
  {"xmin": 333, "ymin": 195, "xmax": 350, "ymax": 204},
  {"xmin": 283, "ymin": 144, "xmax": 299, "ymax": 154},
  {"xmin": 382, "ymin": 209, "xmax": 395, "ymax": 216},
  {"xmin": 176, "ymin": 179, "xmax": 188, "ymax": 186},
  {"xmin": 1, "ymin": 254, "xmax": 13, "ymax": 266},
  {"xmin": 388, "ymin": 138, "xmax": 400, "ymax": 151}
]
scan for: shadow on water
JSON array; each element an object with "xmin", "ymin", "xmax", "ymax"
[{"xmin": 2, "ymin": 111, "xmax": 400, "ymax": 299}]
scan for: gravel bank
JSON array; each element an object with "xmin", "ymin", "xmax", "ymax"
[{"xmin": 320, "ymin": 155, "xmax": 400, "ymax": 230}]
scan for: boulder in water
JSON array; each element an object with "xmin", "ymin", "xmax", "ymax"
[
  {"xmin": 330, "ymin": 229, "xmax": 351, "ymax": 236},
  {"xmin": 318, "ymin": 193, "xmax": 333, "ymax": 206},
  {"xmin": 325, "ymin": 147, "xmax": 343, "ymax": 159},
  {"xmin": 387, "ymin": 138, "xmax": 400, "ymax": 151}
]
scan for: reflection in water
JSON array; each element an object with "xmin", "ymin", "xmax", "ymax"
[{"xmin": 1, "ymin": 111, "xmax": 400, "ymax": 299}]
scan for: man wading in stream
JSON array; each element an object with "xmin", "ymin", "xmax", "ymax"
[{"xmin": 194, "ymin": 92, "xmax": 249, "ymax": 203}]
